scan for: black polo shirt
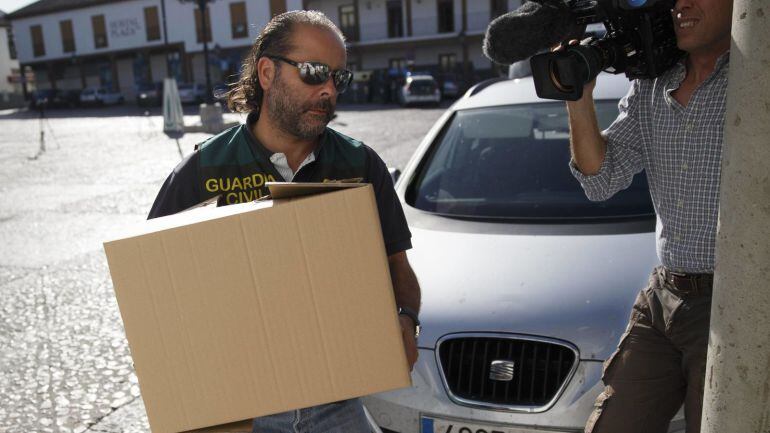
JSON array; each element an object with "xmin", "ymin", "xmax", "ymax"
[{"xmin": 148, "ymin": 116, "xmax": 412, "ymax": 256}]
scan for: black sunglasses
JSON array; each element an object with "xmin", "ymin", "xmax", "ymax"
[{"xmin": 266, "ymin": 55, "xmax": 353, "ymax": 94}]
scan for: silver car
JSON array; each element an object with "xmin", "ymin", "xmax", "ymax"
[
  {"xmin": 363, "ymin": 73, "xmax": 685, "ymax": 432},
  {"xmin": 80, "ymin": 87, "xmax": 124, "ymax": 106},
  {"xmin": 399, "ymin": 75, "xmax": 442, "ymax": 107}
]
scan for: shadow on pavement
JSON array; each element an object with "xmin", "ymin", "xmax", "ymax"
[
  {"xmin": 0, "ymin": 99, "xmax": 455, "ymax": 120},
  {"xmin": 0, "ymin": 104, "xmax": 228, "ymax": 120}
]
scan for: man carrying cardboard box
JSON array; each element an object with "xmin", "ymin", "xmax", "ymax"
[{"xmin": 147, "ymin": 10, "xmax": 421, "ymax": 432}]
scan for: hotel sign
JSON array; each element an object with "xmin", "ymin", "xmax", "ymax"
[{"xmin": 109, "ymin": 18, "xmax": 141, "ymax": 38}]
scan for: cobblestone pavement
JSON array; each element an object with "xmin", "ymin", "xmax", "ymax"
[{"xmin": 0, "ymin": 102, "xmax": 447, "ymax": 433}]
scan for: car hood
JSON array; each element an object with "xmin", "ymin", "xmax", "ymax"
[{"xmin": 407, "ymin": 213, "xmax": 659, "ymax": 360}]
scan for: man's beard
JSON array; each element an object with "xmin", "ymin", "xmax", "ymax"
[{"xmin": 266, "ymin": 75, "xmax": 335, "ymax": 140}]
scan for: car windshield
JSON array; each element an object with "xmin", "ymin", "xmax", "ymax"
[
  {"xmin": 409, "ymin": 79, "xmax": 436, "ymax": 92},
  {"xmin": 406, "ymin": 101, "xmax": 654, "ymax": 221}
]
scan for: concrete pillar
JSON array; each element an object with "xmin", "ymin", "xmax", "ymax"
[
  {"xmin": 701, "ymin": 1, "xmax": 770, "ymax": 432},
  {"xmin": 460, "ymin": 0, "xmax": 470, "ymax": 87},
  {"xmin": 47, "ymin": 62, "xmax": 56, "ymax": 90},
  {"xmin": 110, "ymin": 54, "xmax": 119, "ymax": 92},
  {"xmin": 405, "ymin": 0, "xmax": 413, "ymax": 36},
  {"xmin": 78, "ymin": 58, "xmax": 87, "ymax": 89}
]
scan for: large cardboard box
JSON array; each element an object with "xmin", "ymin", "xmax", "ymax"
[{"xmin": 103, "ymin": 184, "xmax": 411, "ymax": 433}]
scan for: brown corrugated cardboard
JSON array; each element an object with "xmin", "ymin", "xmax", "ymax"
[{"xmin": 103, "ymin": 184, "xmax": 411, "ymax": 433}]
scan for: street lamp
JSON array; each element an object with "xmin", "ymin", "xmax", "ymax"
[
  {"xmin": 179, "ymin": 0, "xmax": 215, "ymax": 103},
  {"xmin": 177, "ymin": 0, "xmax": 225, "ymax": 134}
]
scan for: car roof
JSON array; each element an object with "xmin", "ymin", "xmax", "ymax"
[
  {"xmin": 407, "ymin": 75, "xmax": 435, "ymax": 81},
  {"xmin": 454, "ymin": 72, "xmax": 631, "ymax": 111}
]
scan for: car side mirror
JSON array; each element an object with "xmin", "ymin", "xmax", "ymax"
[{"xmin": 388, "ymin": 167, "xmax": 401, "ymax": 185}]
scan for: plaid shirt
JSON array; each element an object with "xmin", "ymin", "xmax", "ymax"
[{"xmin": 571, "ymin": 54, "xmax": 730, "ymax": 273}]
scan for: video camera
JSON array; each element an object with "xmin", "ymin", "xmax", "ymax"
[{"xmin": 530, "ymin": 0, "xmax": 682, "ymax": 100}]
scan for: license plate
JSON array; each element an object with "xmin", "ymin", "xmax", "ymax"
[{"xmin": 421, "ymin": 416, "xmax": 542, "ymax": 433}]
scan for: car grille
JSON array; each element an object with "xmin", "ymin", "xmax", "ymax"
[{"xmin": 437, "ymin": 336, "xmax": 577, "ymax": 409}]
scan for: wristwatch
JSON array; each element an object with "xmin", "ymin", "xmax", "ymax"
[{"xmin": 398, "ymin": 306, "xmax": 421, "ymax": 338}]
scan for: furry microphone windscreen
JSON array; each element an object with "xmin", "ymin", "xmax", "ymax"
[{"xmin": 483, "ymin": 0, "xmax": 586, "ymax": 65}]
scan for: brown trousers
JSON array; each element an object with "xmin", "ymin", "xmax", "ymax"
[{"xmin": 585, "ymin": 267, "xmax": 712, "ymax": 433}]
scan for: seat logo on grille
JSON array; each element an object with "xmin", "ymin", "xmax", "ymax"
[{"xmin": 489, "ymin": 360, "xmax": 515, "ymax": 382}]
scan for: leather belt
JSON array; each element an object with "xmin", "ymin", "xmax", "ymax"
[{"xmin": 663, "ymin": 268, "xmax": 714, "ymax": 295}]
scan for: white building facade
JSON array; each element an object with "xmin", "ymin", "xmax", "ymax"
[
  {"xmin": 0, "ymin": 11, "xmax": 23, "ymax": 107},
  {"xmin": 8, "ymin": 0, "xmax": 518, "ymax": 101}
]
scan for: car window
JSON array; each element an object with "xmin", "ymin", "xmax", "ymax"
[
  {"xmin": 409, "ymin": 79, "xmax": 437, "ymax": 92},
  {"xmin": 406, "ymin": 101, "xmax": 654, "ymax": 220}
]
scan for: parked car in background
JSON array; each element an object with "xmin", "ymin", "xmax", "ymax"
[
  {"xmin": 440, "ymin": 74, "xmax": 460, "ymax": 99},
  {"xmin": 60, "ymin": 89, "xmax": 82, "ymax": 107},
  {"xmin": 398, "ymin": 75, "xmax": 441, "ymax": 107},
  {"xmin": 178, "ymin": 82, "xmax": 206, "ymax": 104},
  {"xmin": 136, "ymin": 82, "xmax": 162, "ymax": 107},
  {"xmin": 80, "ymin": 87, "xmax": 124, "ymax": 106},
  {"xmin": 362, "ymin": 73, "xmax": 685, "ymax": 433},
  {"xmin": 29, "ymin": 89, "xmax": 80, "ymax": 109}
]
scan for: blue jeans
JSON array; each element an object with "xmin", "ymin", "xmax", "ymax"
[{"xmin": 250, "ymin": 399, "xmax": 371, "ymax": 433}]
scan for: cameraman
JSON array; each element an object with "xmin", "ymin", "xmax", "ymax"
[{"xmin": 565, "ymin": 0, "xmax": 733, "ymax": 432}]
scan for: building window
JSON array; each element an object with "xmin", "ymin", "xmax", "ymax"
[
  {"xmin": 339, "ymin": 4, "xmax": 358, "ymax": 41},
  {"xmin": 8, "ymin": 26, "xmax": 17, "ymax": 59},
  {"xmin": 389, "ymin": 58, "xmax": 407, "ymax": 70},
  {"xmin": 230, "ymin": 2, "xmax": 248, "ymax": 39},
  {"xmin": 195, "ymin": 6, "xmax": 212, "ymax": 43},
  {"xmin": 30, "ymin": 25, "xmax": 45, "ymax": 57},
  {"xmin": 437, "ymin": 0, "xmax": 454, "ymax": 33},
  {"xmin": 92, "ymin": 15, "xmax": 108, "ymax": 48},
  {"xmin": 439, "ymin": 53, "xmax": 456, "ymax": 72},
  {"xmin": 269, "ymin": 0, "xmax": 286, "ymax": 17},
  {"xmin": 60, "ymin": 20, "xmax": 76, "ymax": 53},
  {"xmin": 490, "ymin": 0, "xmax": 508, "ymax": 18},
  {"xmin": 144, "ymin": 6, "xmax": 161, "ymax": 41},
  {"xmin": 386, "ymin": 0, "xmax": 403, "ymax": 38}
]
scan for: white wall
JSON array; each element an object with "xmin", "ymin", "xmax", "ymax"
[
  {"xmin": 410, "ymin": 0, "xmax": 438, "ymax": 37},
  {"xmin": 286, "ymin": 0, "xmax": 305, "ymax": 12},
  {"xmin": 358, "ymin": 0, "xmax": 388, "ymax": 41},
  {"xmin": 11, "ymin": 0, "xmax": 275, "ymax": 63},
  {"xmin": 149, "ymin": 53, "xmax": 166, "ymax": 81},
  {"xmin": 468, "ymin": 39, "xmax": 489, "ymax": 69},
  {"xmin": 360, "ymin": 49, "xmax": 399, "ymax": 69},
  {"xmin": 163, "ymin": 0, "xmax": 272, "ymax": 53},
  {"xmin": 466, "ymin": 0, "xmax": 490, "ymax": 33},
  {"xmin": 358, "ymin": 40, "xmax": 487, "ymax": 70},
  {"xmin": 12, "ymin": 0, "xmax": 165, "ymax": 63},
  {"xmin": 116, "ymin": 57, "xmax": 135, "ymax": 97},
  {"xmin": 0, "ymin": 26, "xmax": 20, "ymax": 93},
  {"xmin": 305, "ymin": 0, "xmax": 349, "ymax": 28}
]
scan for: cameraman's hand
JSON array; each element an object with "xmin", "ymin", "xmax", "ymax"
[{"xmin": 552, "ymin": 40, "xmax": 596, "ymax": 100}]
